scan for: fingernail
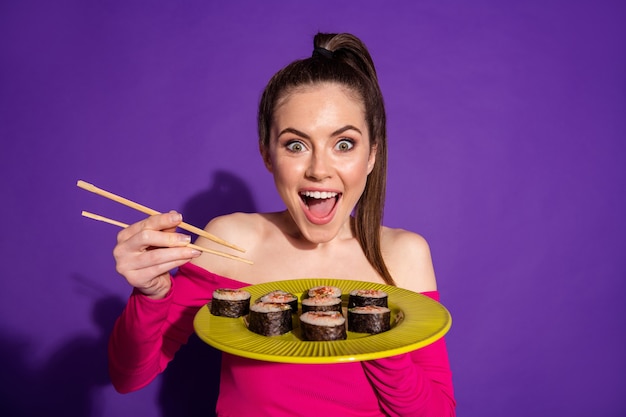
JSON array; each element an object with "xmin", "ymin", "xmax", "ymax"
[
  {"xmin": 170, "ymin": 212, "xmax": 182, "ymax": 222},
  {"xmin": 179, "ymin": 234, "xmax": 191, "ymax": 243},
  {"xmin": 191, "ymin": 249, "xmax": 202, "ymax": 257}
]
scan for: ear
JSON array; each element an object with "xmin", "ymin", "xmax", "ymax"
[
  {"xmin": 367, "ymin": 143, "xmax": 378, "ymax": 174},
  {"xmin": 260, "ymin": 144, "xmax": 273, "ymax": 172}
]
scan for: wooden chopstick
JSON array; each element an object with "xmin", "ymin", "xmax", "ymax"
[
  {"xmin": 81, "ymin": 211, "xmax": 253, "ymax": 265},
  {"xmin": 76, "ymin": 180, "xmax": 245, "ymax": 253}
]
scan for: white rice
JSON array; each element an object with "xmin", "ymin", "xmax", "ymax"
[
  {"xmin": 300, "ymin": 311, "xmax": 345, "ymax": 326},
  {"xmin": 348, "ymin": 305, "xmax": 390, "ymax": 314},
  {"xmin": 349, "ymin": 289, "xmax": 388, "ymax": 298},
  {"xmin": 308, "ymin": 286, "xmax": 342, "ymax": 298},
  {"xmin": 301, "ymin": 296, "xmax": 342, "ymax": 307},
  {"xmin": 251, "ymin": 302, "xmax": 292, "ymax": 313},
  {"xmin": 259, "ymin": 290, "xmax": 297, "ymax": 303},
  {"xmin": 212, "ymin": 288, "xmax": 251, "ymax": 301}
]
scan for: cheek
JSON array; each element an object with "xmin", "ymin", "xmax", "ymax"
[
  {"xmin": 273, "ymin": 156, "xmax": 308, "ymax": 177},
  {"xmin": 342, "ymin": 160, "xmax": 371, "ymax": 188},
  {"xmin": 271, "ymin": 159, "xmax": 298, "ymax": 188}
]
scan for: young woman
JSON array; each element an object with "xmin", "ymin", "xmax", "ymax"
[{"xmin": 109, "ymin": 32, "xmax": 456, "ymax": 416}]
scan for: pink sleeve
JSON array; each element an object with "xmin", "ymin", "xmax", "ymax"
[
  {"xmin": 108, "ymin": 263, "xmax": 242, "ymax": 393},
  {"xmin": 361, "ymin": 291, "xmax": 456, "ymax": 416}
]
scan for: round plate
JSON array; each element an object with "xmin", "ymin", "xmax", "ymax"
[{"xmin": 193, "ymin": 278, "xmax": 451, "ymax": 364}]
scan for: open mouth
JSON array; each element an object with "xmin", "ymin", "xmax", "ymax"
[{"xmin": 300, "ymin": 190, "xmax": 340, "ymax": 219}]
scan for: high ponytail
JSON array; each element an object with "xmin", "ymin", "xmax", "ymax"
[{"xmin": 258, "ymin": 33, "xmax": 394, "ymax": 286}]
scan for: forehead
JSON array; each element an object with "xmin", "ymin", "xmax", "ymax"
[{"xmin": 273, "ymin": 83, "xmax": 366, "ymax": 126}]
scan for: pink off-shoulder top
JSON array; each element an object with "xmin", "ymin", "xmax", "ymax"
[{"xmin": 109, "ymin": 262, "xmax": 456, "ymax": 417}]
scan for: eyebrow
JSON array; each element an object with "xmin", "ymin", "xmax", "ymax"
[{"xmin": 277, "ymin": 125, "xmax": 363, "ymax": 139}]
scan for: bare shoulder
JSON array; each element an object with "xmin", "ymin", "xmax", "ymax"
[
  {"xmin": 204, "ymin": 212, "xmax": 265, "ymax": 240},
  {"xmin": 190, "ymin": 212, "xmax": 267, "ymax": 274},
  {"xmin": 381, "ymin": 226, "xmax": 438, "ymax": 293}
]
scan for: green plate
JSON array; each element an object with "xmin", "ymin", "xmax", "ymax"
[{"xmin": 193, "ymin": 278, "xmax": 451, "ymax": 364}]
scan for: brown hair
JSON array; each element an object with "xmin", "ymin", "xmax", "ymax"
[{"xmin": 257, "ymin": 32, "xmax": 394, "ymax": 286}]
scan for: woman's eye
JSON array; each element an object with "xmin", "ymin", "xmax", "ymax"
[
  {"xmin": 286, "ymin": 141, "xmax": 305, "ymax": 152},
  {"xmin": 335, "ymin": 139, "xmax": 354, "ymax": 151}
]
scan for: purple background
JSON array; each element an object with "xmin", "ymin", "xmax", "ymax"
[{"xmin": 1, "ymin": 1, "xmax": 625, "ymax": 416}]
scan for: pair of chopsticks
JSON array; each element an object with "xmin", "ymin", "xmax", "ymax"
[{"xmin": 77, "ymin": 180, "xmax": 252, "ymax": 265}]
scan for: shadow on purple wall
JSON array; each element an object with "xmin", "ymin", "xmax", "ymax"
[
  {"xmin": 0, "ymin": 292, "xmax": 125, "ymax": 417},
  {"xmin": 0, "ymin": 171, "xmax": 257, "ymax": 417},
  {"xmin": 159, "ymin": 170, "xmax": 257, "ymax": 417},
  {"xmin": 179, "ymin": 170, "xmax": 258, "ymax": 229}
]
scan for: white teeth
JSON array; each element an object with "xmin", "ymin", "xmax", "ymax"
[{"xmin": 300, "ymin": 191, "xmax": 338, "ymax": 199}]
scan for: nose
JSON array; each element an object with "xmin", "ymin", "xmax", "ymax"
[{"xmin": 305, "ymin": 150, "xmax": 332, "ymax": 181}]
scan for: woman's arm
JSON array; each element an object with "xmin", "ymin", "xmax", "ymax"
[
  {"xmin": 369, "ymin": 230, "xmax": 455, "ymax": 415},
  {"xmin": 108, "ymin": 286, "xmax": 176, "ymax": 393},
  {"xmin": 107, "ymin": 211, "xmax": 204, "ymax": 392},
  {"xmin": 108, "ymin": 262, "xmax": 239, "ymax": 393},
  {"xmin": 361, "ymin": 293, "xmax": 455, "ymax": 417}
]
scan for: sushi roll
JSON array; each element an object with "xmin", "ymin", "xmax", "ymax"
[
  {"xmin": 347, "ymin": 289, "xmax": 388, "ymax": 308},
  {"xmin": 300, "ymin": 311, "xmax": 347, "ymax": 341},
  {"xmin": 248, "ymin": 302, "xmax": 293, "ymax": 336},
  {"xmin": 210, "ymin": 288, "xmax": 251, "ymax": 318},
  {"xmin": 301, "ymin": 295, "xmax": 343, "ymax": 314},
  {"xmin": 307, "ymin": 285, "xmax": 342, "ymax": 298},
  {"xmin": 257, "ymin": 290, "xmax": 299, "ymax": 314},
  {"xmin": 348, "ymin": 305, "xmax": 391, "ymax": 334}
]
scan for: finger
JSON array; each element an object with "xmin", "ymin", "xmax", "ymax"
[
  {"xmin": 114, "ymin": 234, "xmax": 199, "ymax": 265},
  {"xmin": 116, "ymin": 246, "xmax": 201, "ymax": 280},
  {"xmin": 113, "ymin": 230, "xmax": 189, "ymax": 261},
  {"xmin": 161, "ymin": 210, "xmax": 181, "ymax": 233},
  {"xmin": 146, "ymin": 210, "xmax": 184, "ymax": 232},
  {"xmin": 121, "ymin": 257, "xmax": 191, "ymax": 287},
  {"xmin": 117, "ymin": 211, "xmax": 184, "ymax": 243}
]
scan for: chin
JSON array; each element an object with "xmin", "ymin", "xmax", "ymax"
[{"xmin": 298, "ymin": 223, "xmax": 344, "ymax": 244}]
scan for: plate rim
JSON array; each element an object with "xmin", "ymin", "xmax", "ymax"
[{"xmin": 193, "ymin": 278, "xmax": 451, "ymax": 364}]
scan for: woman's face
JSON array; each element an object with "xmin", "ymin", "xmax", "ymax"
[{"xmin": 264, "ymin": 83, "xmax": 377, "ymax": 244}]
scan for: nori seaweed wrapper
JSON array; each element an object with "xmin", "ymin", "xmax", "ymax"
[
  {"xmin": 248, "ymin": 304, "xmax": 293, "ymax": 336},
  {"xmin": 347, "ymin": 291, "xmax": 388, "ymax": 308},
  {"xmin": 348, "ymin": 307, "xmax": 391, "ymax": 334},
  {"xmin": 300, "ymin": 316, "xmax": 347, "ymax": 341},
  {"xmin": 210, "ymin": 298, "xmax": 250, "ymax": 318},
  {"xmin": 301, "ymin": 297, "xmax": 343, "ymax": 314}
]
